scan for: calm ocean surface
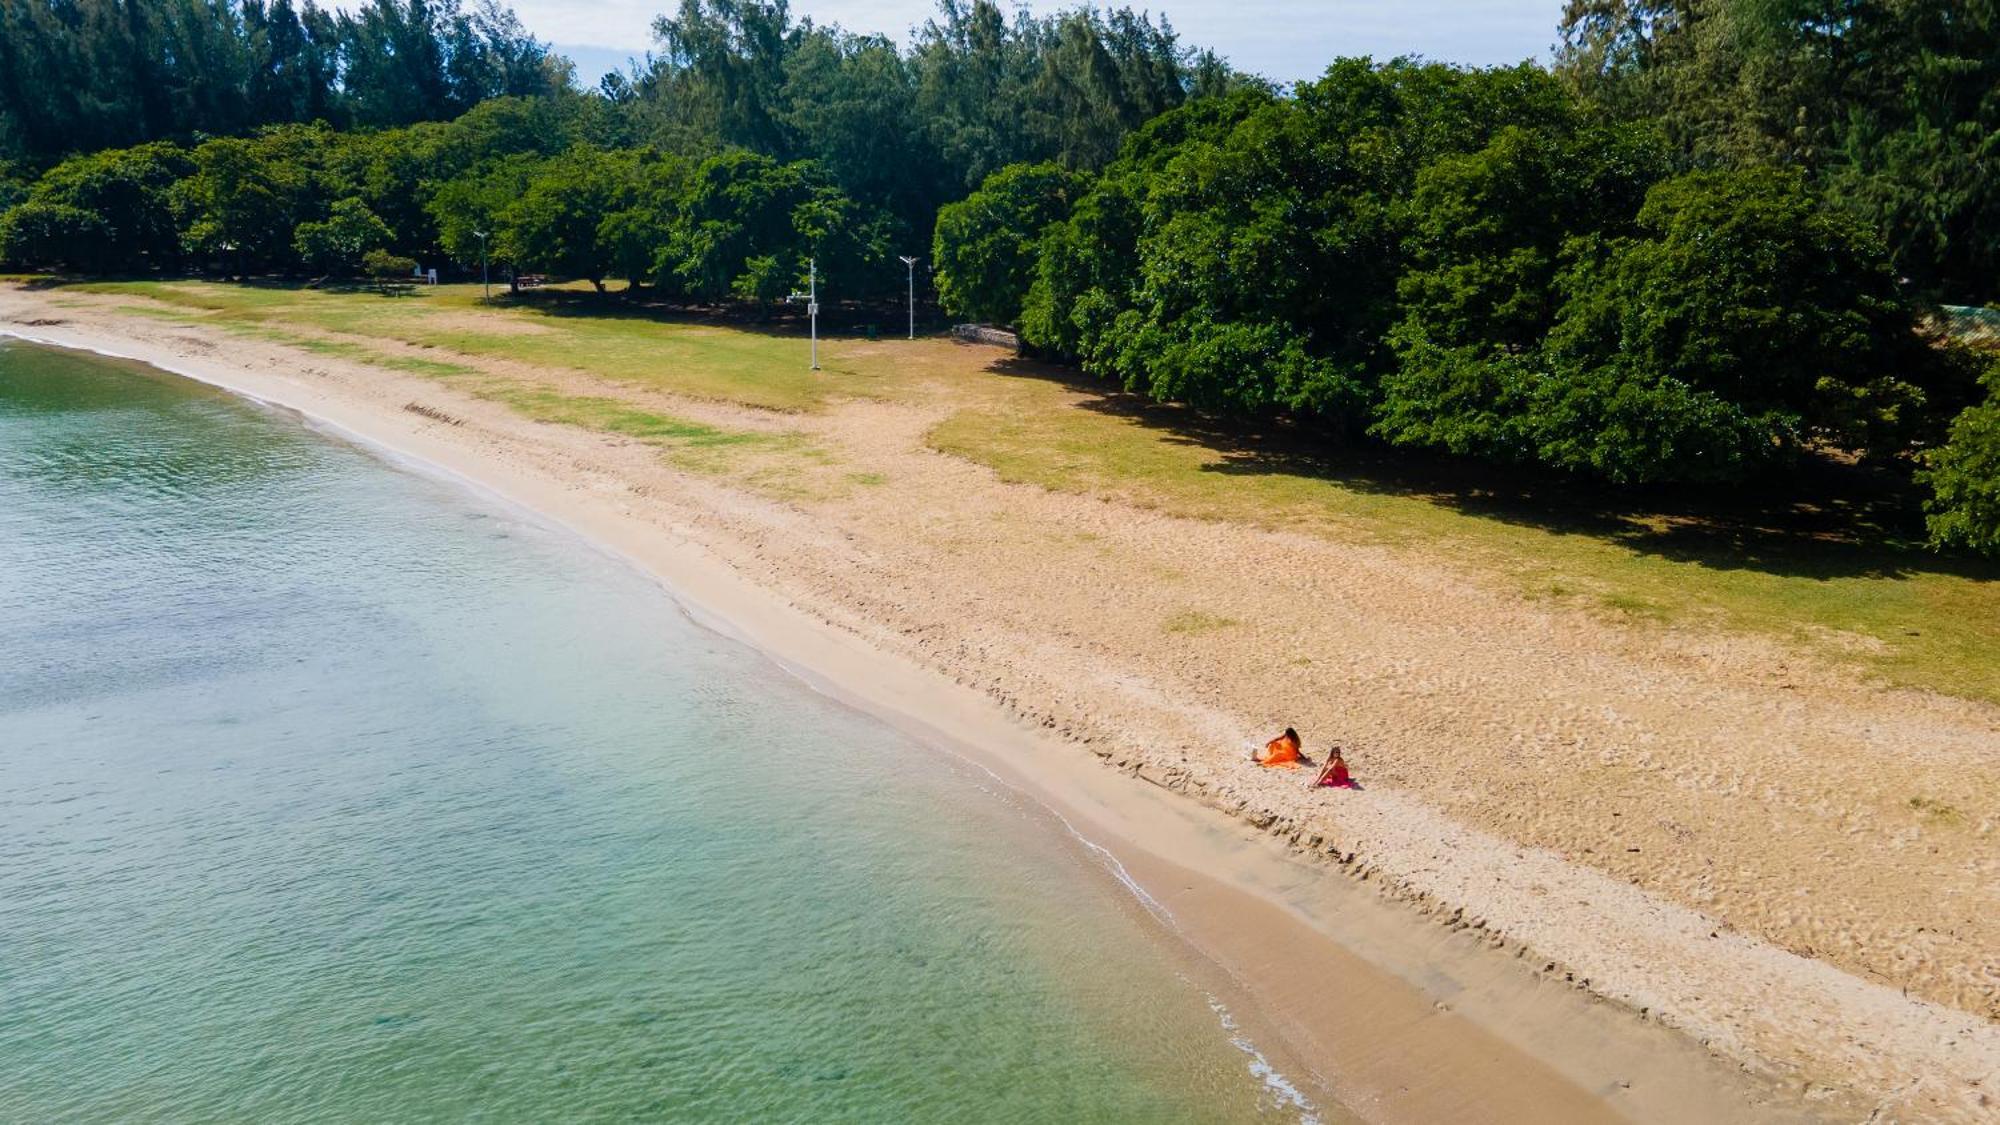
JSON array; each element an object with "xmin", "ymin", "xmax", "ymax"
[{"xmin": 0, "ymin": 341, "xmax": 1309, "ymax": 1122}]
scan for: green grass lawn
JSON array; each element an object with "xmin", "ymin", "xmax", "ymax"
[
  {"xmin": 55, "ymin": 279, "xmax": 870, "ymax": 498},
  {"xmin": 65, "ymin": 279, "xmax": 873, "ymax": 411}
]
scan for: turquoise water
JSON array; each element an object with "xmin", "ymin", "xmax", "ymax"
[{"xmin": 0, "ymin": 341, "xmax": 1307, "ymax": 1122}]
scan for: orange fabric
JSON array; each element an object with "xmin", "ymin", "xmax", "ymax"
[{"xmin": 1255, "ymin": 732, "xmax": 1304, "ymax": 769}]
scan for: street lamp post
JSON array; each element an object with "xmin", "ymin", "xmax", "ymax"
[
  {"xmin": 898, "ymin": 256, "xmax": 919, "ymax": 340},
  {"xmin": 787, "ymin": 258, "xmax": 820, "ymax": 371},
  {"xmin": 473, "ymin": 230, "xmax": 490, "ymax": 301}
]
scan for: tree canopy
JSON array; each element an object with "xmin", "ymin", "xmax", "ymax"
[{"xmin": 5, "ymin": 0, "xmax": 2000, "ymax": 555}]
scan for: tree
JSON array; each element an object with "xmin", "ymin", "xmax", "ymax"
[
  {"xmin": 1427, "ymin": 168, "xmax": 1954, "ymax": 486},
  {"xmin": 597, "ymin": 155, "xmax": 692, "ymax": 291},
  {"xmin": 427, "ymin": 152, "xmax": 544, "ymax": 277},
  {"xmin": 362, "ymin": 247, "xmax": 418, "ymax": 290},
  {"xmin": 4, "ymin": 142, "xmax": 194, "ymax": 271},
  {"xmin": 931, "ymin": 161, "xmax": 1083, "ymax": 324},
  {"xmin": 176, "ymin": 126, "xmax": 339, "ymax": 271},
  {"xmin": 1921, "ymin": 364, "xmax": 2000, "ymax": 556},
  {"xmin": 505, "ymin": 147, "xmax": 638, "ymax": 292},
  {"xmin": 1372, "ymin": 121, "xmax": 1669, "ymax": 459},
  {"xmin": 649, "ymin": 0, "xmax": 798, "ymax": 158},
  {"xmin": 293, "ymin": 197, "xmax": 394, "ymax": 274},
  {"xmin": 0, "ymin": 202, "xmax": 115, "ymax": 272},
  {"xmin": 1019, "ymin": 88, "xmax": 1272, "ymax": 367},
  {"xmin": 778, "ymin": 30, "xmax": 943, "ymax": 248},
  {"xmin": 338, "ymin": 0, "xmax": 560, "ymax": 128},
  {"xmin": 1088, "ymin": 60, "xmax": 1573, "ymax": 427},
  {"xmin": 1555, "ymin": 170, "xmax": 1937, "ymax": 463},
  {"xmin": 1558, "ymin": 0, "xmax": 2000, "ymax": 304},
  {"xmin": 0, "ymin": 162, "xmax": 25, "ymax": 212},
  {"xmin": 658, "ymin": 150, "xmax": 881, "ymax": 304}
]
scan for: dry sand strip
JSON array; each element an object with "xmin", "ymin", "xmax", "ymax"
[{"xmin": 4, "ymin": 286, "xmax": 1997, "ymax": 1122}]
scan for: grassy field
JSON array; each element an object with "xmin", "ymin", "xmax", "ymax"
[
  {"xmin": 54, "ymin": 279, "xmax": 890, "ymax": 499},
  {"xmin": 39, "ymin": 277, "xmax": 2000, "ymax": 704},
  {"xmin": 65, "ymin": 279, "xmax": 881, "ymax": 411}
]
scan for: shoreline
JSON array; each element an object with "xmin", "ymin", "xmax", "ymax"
[
  {"xmin": 16, "ymin": 325, "xmax": 1762, "ymax": 1123},
  {"xmin": 3, "ymin": 298, "xmax": 1992, "ymax": 1121}
]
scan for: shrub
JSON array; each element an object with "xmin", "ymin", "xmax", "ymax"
[
  {"xmin": 1921, "ymin": 366, "xmax": 2000, "ymax": 556},
  {"xmin": 362, "ymin": 248, "xmax": 419, "ymax": 290}
]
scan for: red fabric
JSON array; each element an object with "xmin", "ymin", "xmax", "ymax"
[{"xmin": 1316, "ymin": 760, "xmax": 1354, "ymax": 789}]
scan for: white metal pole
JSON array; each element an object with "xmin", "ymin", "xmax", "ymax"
[
  {"xmin": 809, "ymin": 258, "xmax": 819, "ymax": 371},
  {"xmin": 900, "ymin": 256, "xmax": 917, "ymax": 339}
]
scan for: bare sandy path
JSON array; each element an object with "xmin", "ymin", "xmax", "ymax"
[{"xmin": 5, "ymin": 287, "xmax": 1997, "ymax": 1122}]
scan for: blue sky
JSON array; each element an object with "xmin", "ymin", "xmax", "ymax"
[{"xmin": 526, "ymin": 1, "xmax": 1566, "ymax": 86}]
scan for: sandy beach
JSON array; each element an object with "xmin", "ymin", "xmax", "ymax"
[{"xmin": 5, "ymin": 283, "xmax": 1996, "ymax": 1122}]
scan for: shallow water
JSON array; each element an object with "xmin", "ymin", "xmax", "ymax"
[{"xmin": 0, "ymin": 341, "xmax": 1308, "ymax": 1122}]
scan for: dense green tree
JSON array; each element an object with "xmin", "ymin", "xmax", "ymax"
[
  {"xmin": 778, "ymin": 30, "xmax": 943, "ymax": 248},
  {"xmin": 1467, "ymin": 168, "xmax": 1946, "ymax": 484},
  {"xmin": 427, "ymin": 151, "xmax": 544, "ymax": 276},
  {"xmin": 176, "ymin": 125, "xmax": 341, "ymax": 271},
  {"xmin": 659, "ymin": 149, "xmax": 885, "ymax": 303},
  {"xmin": 1372, "ymin": 121, "xmax": 1669, "ymax": 458},
  {"xmin": 1019, "ymin": 87, "xmax": 1272, "ymax": 364},
  {"xmin": 328, "ymin": 124, "xmax": 449, "ymax": 266},
  {"xmin": 0, "ymin": 0, "xmax": 556, "ymax": 165},
  {"xmin": 243, "ymin": 0, "xmax": 344, "ymax": 127},
  {"xmin": 0, "ymin": 163, "xmax": 26, "ymax": 212},
  {"xmin": 648, "ymin": 0, "xmax": 798, "ymax": 158},
  {"xmin": 1087, "ymin": 61, "xmax": 1575, "ymax": 426},
  {"xmin": 505, "ymin": 147, "xmax": 642, "ymax": 292},
  {"xmin": 1556, "ymin": 171, "xmax": 1938, "ymax": 458},
  {"xmin": 293, "ymin": 197, "xmax": 394, "ymax": 274},
  {"xmin": 337, "ymin": 0, "xmax": 561, "ymax": 129},
  {"xmin": 0, "ymin": 202, "xmax": 116, "ymax": 272},
  {"xmin": 1558, "ymin": 0, "xmax": 2000, "ymax": 303},
  {"xmin": 618, "ymin": 0, "xmax": 1228, "ymax": 264},
  {"xmin": 1, "ymin": 143, "xmax": 194, "ymax": 271},
  {"xmin": 597, "ymin": 156, "xmax": 693, "ymax": 290},
  {"xmin": 932, "ymin": 161, "xmax": 1084, "ymax": 324},
  {"xmin": 1921, "ymin": 365, "xmax": 2000, "ymax": 556}
]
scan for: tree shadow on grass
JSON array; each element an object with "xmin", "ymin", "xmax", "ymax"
[
  {"xmin": 978, "ymin": 356, "xmax": 1998, "ymax": 585},
  {"xmin": 511, "ymin": 287, "xmax": 940, "ymax": 340}
]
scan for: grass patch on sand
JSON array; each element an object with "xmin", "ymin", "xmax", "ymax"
[
  {"xmin": 251, "ymin": 329, "xmax": 478, "ymax": 379},
  {"xmin": 1908, "ymin": 796, "xmax": 1966, "ymax": 827},
  {"xmin": 1162, "ymin": 610, "xmax": 1243, "ymax": 635},
  {"xmin": 64, "ymin": 279, "xmax": 888, "ymax": 411},
  {"xmin": 440, "ymin": 382, "xmax": 848, "ymax": 499},
  {"xmin": 484, "ymin": 383, "xmax": 764, "ymax": 449},
  {"xmin": 930, "ymin": 391, "xmax": 2000, "ymax": 704},
  {"xmin": 53, "ymin": 280, "xmax": 851, "ymax": 496}
]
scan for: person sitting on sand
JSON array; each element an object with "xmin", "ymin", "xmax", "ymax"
[
  {"xmin": 1312, "ymin": 748, "xmax": 1356, "ymax": 789},
  {"xmin": 1252, "ymin": 728, "xmax": 1310, "ymax": 770}
]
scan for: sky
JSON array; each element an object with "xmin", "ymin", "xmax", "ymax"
[{"xmin": 524, "ymin": 1, "xmax": 1567, "ymax": 87}]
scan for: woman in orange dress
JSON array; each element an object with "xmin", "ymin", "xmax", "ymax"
[{"xmin": 1252, "ymin": 727, "xmax": 1309, "ymax": 769}]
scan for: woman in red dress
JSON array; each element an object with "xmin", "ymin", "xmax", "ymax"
[{"xmin": 1313, "ymin": 748, "xmax": 1356, "ymax": 789}]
